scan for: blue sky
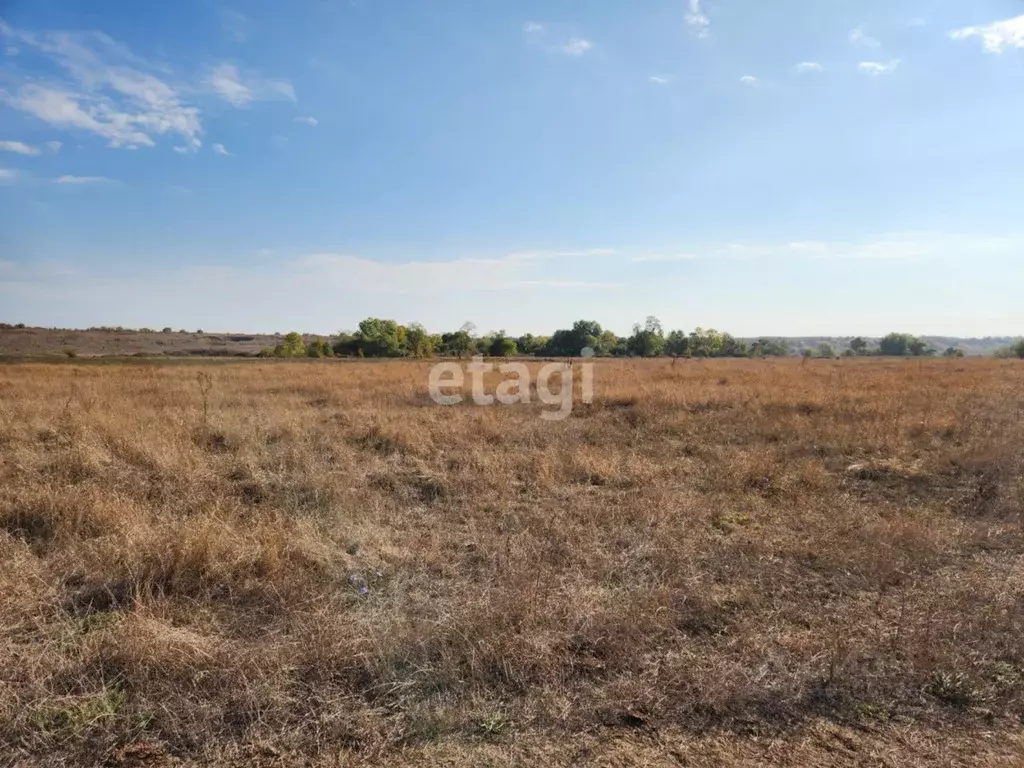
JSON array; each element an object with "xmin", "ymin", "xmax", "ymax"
[{"xmin": 1, "ymin": 0, "xmax": 1023, "ymax": 337}]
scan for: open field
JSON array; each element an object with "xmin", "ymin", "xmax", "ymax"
[{"xmin": 1, "ymin": 357, "xmax": 1023, "ymax": 765}]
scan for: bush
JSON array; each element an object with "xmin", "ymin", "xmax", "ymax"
[
  {"xmin": 307, "ymin": 338, "xmax": 332, "ymax": 358},
  {"xmin": 489, "ymin": 336, "xmax": 518, "ymax": 357}
]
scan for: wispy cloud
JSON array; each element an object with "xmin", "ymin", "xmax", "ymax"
[
  {"xmin": 0, "ymin": 168, "xmax": 18, "ymax": 182},
  {"xmin": 0, "ymin": 140, "xmax": 41, "ymax": 156},
  {"xmin": 0, "ymin": 22, "xmax": 202, "ymax": 151},
  {"xmin": 54, "ymin": 175, "xmax": 117, "ymax": 184},
  {"xmin": 212, "ymin": 143, "xmax": 232, "ymax": 156},
  {"xmin": 205, "ymin": 63, "xmax": 251, "ymax": 106},
  {"xmin": 950, "ymin": 15, "xmax": 1024, "ymax": 53},
  {"xmin": 222, "ymin": 10, "xmax": 250, "ymax": 44},
  {"xmin": 795, "ymin": 62, "xmax": 823, "ymax": 73},
  {"xmin": 294, "ymin": 115, "xmax": 318, "ymax": 127},
  {"xmin": 632, "ymin": 253, "xmax": 697, "ymax": 263},
  {"xmin": 205, "ymin": 62, "xmax": 296, "ymax": 106},
  {"xmin": 859, "ymin": 60, "xmax": 900, "ymax": 76},
  {"xmin": 739, "ymin": 75, "xmax": 758, "ymax": 86},
  {"xmin": 649, "ymin": 75, "xmax": 670, "ymax": 85},
  {"xmin": 849, "ymin": 26, "xmax": 881, "ymax": 47},
  {"xmin": 4, "ymin": 45, "xmax": 18, "ymax": 56},
  {"xmin": 712, "ymin": 235, "xmax": 1002, "ymax": 261},
  {"xmin": 46, "ymin": 140, "xmax": 62, "ymax": 153},
  {"xmin": 685, "ymin": 0, "xmax": 711, "ymax": 38},
  {"xmin": 523, "ymin": 21, "xmax": 544, "ymax": 34},
  {"xmin": 556, "ymin": 38, "xmax": 593, "ymax": 56}
]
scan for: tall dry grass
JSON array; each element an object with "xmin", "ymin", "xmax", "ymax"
[{"xmin": 1, "ymin": 358, "xmax": 1023, "ymax": 765}]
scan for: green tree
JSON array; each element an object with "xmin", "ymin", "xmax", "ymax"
[
  {"xmin": 688, "ymin": 327, "xmax": 723, "ymax": 358},
  {"xmin": 849, "ymin": 337, "xmax": 868, "ymax": 355},
  {"xmin": 879, "ymin": 332, "xmax": 913, "ymax": 356},
  {"xmin": 593, "ymin": 329, "xmax": 623, "ymax": 357},
  {"xmin": 720, "ymin": 333, "xmax": 749, "ymax": 357},
  {"xmin": 818, "ymin": 342, "xmax": 836, "ymax": 358},
  {"xmin": 274, "ymin": 331, "xmax": 306, "ymax": 357},
  {"xmin": 355, "ymin": 318, "xmax": 405, "ymax": 357},
  {"xmin": 626, "ymin": 316, "xmax": 665, "ymax": 357},
  {"xmin": 306, "ymin": 338, "xmax": 332, "ymax": 358},
  {"xmin": 544, "ymin": 320, "xmax": 604, "ymax": 357},
  {"xmin": 943, "ymin": 347, "xmax": 964, "ymax": 358},
  {"xmin": 665, "ymin": 329, "xmax": 691, "ymax": 357},
  {"xmin": 489, "ymin": 334, "xmax": 518, "ymax": 357},
  {"xmin": 439, "ymin": 330, "xmax": 474, "ymax": 358},
  {"xmin": 404, "ymin": 323, "xmax": 435, "ymax": 358},
  {"xmin": 752, "ymin": 338, "xmax": 791, "ymax": 357},
  {"xmin": 908, "ymin": 337, "xmax": 934, "ymax": 356}
]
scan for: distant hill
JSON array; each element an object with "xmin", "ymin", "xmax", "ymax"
[
  {"xmin": 753, "ymin": 336, "xmax": 1018, "ymax": 357},
  {"xmin": 0, "ymin": 326, "xmax": 1018, "ymax": 359}
]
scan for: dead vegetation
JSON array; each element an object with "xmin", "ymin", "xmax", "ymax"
[{"xmin": 1, "ymin": 357, "xmax": 1023, "ymax": 765}]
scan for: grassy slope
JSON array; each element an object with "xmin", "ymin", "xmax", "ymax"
[{"xmin": 1, "ymin": 358, "xmax": 1023, "ymax": 765}]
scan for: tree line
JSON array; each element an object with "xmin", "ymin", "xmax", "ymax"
[{"xmin": 259, "ymin": 319, "xmax": 1023, "ymax": 360}]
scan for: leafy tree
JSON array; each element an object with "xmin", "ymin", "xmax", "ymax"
[
  {"xmin": 1016, "ymin": 340, "xmax": 1024, "ymax": 359},
  {"xmin": 515, "ymin": 334, "xmax": 542, "ymax": 356},
  {"xmin": 489, "ymin": 333, "xmax": 518, "ymax": 357},
  {"xmin": 307, "ymin": 338, "xmax": 332, "ymax": 358},
  {"xmin": 752, "ymin": 337, "xmax": 791, "ymax": 357},
  {"xmin": 439, "ymin": 330, "xmax": 474, "ymax": 358},
  {"xmin": 594, "ymin": 329, "xmax": 624, "ymax": 357},
  {"xmin": 688, "ymin": 327, "xmax": 723, "ymax": 358},
  {"xmin": 404, "ymin": 323, "xmax": 435, "ymax": 358},
  {"xmin": 720, "ymin": 333, "xmax": 749, "ymax": 357},
  {"xmin": 355, "ymin": 318, "xmax": 405, "ymax": 357},
  {"xmin": 943, "ymin": 347, "xmax": 964, "ymax": 358},
  {"xmin": 879, "ymin": 332, "xmax": 913, "ymax": 356},
  {"xmin": 908, "ymin": 337, "xmax": 932, "ymax": 356},
  {"xmin": 665, "ymin": 329, "xmax": 691, "ymax": 357},
  {"xmin": 818, "ymin": 342, "xmax": 836, "ymax": 358},
  {"xmin": 274, "ymin": 331, "xmax": 306, "ymax": 357},
  {"xmin": 544, "ymin": 320, "xmax": 604, "ymax": 357},
  {"xmin": 849, "ymin": 337, "xmax": 868, "ymax": 355},
  {"xmin": 627, "ymin": 317, "xmax": 665, "ymax": 357}
]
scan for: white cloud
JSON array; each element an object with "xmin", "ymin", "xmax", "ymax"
[
  {"xmin": 632, "ymin": 253, "xmax": 697, "ymax": 263},
  {"xmin": 739, "ymin": 75, "xmax": 758, "ymax": 85},
  {"xmin": 523, "ymin": 21, "xmax": 544, "ymax": 34},
  {"xmin": 713, "ymin": 235, "xmax": 991, "ymax": 261},
  {"xmin": 54, "ymin": 175, "xmax": 116, "ymax": 184},
  {"xmin": 205, "ymin": 62, "xmax": 296, "ymax": 106},
  {"xmin": 850, "ymin": 27, "xmax": 881, "ymax": 47},
  {"xmin": 5, "ymin": 46, "xmax": 18, "ymax": 56},
  {"xmin": 950, "ymin": 15, "xmax": 1024, "ymax": 53},
  {"xmin": 46, "ymin": 140, "xmax": 63, "ymax": 153},
  {"xmin": 212, "ymin": 143, "xmax": 232, "ymax": 156},
  {"xmin": 649, "ymin": 75, "xmax": 670, "ymax": 85},
  {"xmin": 223, "ymin": 10, "xmax": 250, "ymax": 44},
  {"xmin": 0, "ymin": 24, "xmax": 203, "ymax": 151},
  {"xmin": 205, "ymin": 63, "xmax": 252, "ymax": 106},
  {"xmin": 0, "ymin": 168, "xmax": 17, "ymax": 182},
  {"xmin": 294, "ymin": 115, "xmax": 318, "ymax": 126},
  {"xmin": 558, "ymin": 38, "xmax": 593, "ymax": 56},
  {"xmin": 0, "ymin": 140, "xmax": 41, "ymax": 156},
  {"xmin": 795, "ymin": 62, "xmax": 823, "ymax": 73},
  {"xmin": 859, "ymin": 60, "xmax": 900, "ymax": 76},
  {"xmin": 685, "ymin": 0, "xmax": 710, "ymax": 38}
]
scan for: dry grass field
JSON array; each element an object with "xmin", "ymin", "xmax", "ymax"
[{"xmin": 1, "ymin": 357, "xmax": 1023, "ymax": 766}]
